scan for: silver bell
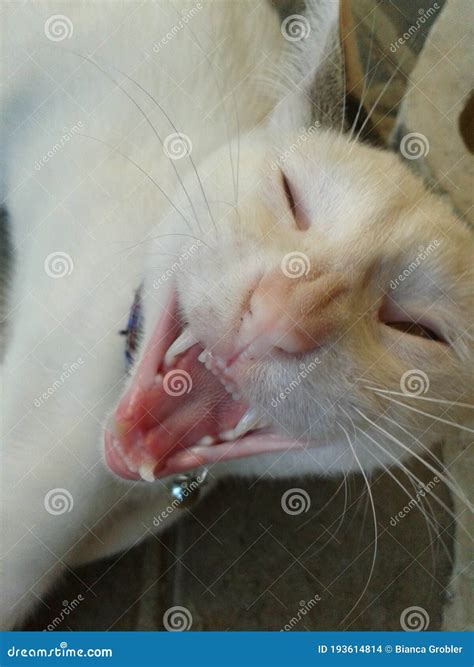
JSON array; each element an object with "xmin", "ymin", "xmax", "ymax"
[{"xmin": 169, "ymin": 469, "xmax": 208, "ymax": 508}]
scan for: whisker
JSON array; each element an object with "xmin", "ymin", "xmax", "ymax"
[
  {"xmin": 356, "ymin": 485, "xmax": 370, "ymax": 552},
  {"xmin": 363, "ymin": 384, "xmax": 474, "ymax": 409},
  {"xmin": 107, "ymin": 63, "xmax": 218, "ymax": 239},
  {"xmin": 297, "ymin": 476, "xmax": 348, "ymax": 554},
  {"xmin": 347, "ymin": 9, "xmax": 378, "ymax": 143},
  {"xmin": 354, "ymin": 425, "xmax": 454, "ymax": 565},
  {"xmin": 366, "ymin": 393, "xmax": 474, "ymax": 434},
  {"xmin": 46, "ymin": 45, "xmax": 202, "ymax": 236},
  {"xmin": 338, "ymin": 423, "xmax": 378, "ymax": 626},
  {"xmin": 313, "ymin": 474, "xmax": 347, "ymax": 518},
  {"xmin": 331, "ymin": 472, "xmax": 350, "ymax": 541},
  {"xmin": 339, "ymin": 28, "xmax": 347, "ymax": 138},
  {"xmin": 77, "ymin": 133, "xmax": 193, "ymax": 231},
  {"xmin": 354, "ymin": 407, "xmax": 473, "ymax": 512},
  {"xmin": 380, "ymin": 413, "xmax": 465, "ymax": 491},
  {"xmin": 106, "ymin": 221, "xmax": 212, "ymax": 259},
  {"xmin": 344, "ymin": 407, "xmax": 452, "ymax": 569},
  {"xmin": 408, "ymin": 476, "xmax": 446, "ymax": 576},
  {"xmin": 170, "ymin": 4, "xmax": 240, "ymax": 208},
  {"xmin": 349, "ymin": 55, "xmax": 407, "ymax": 150}
]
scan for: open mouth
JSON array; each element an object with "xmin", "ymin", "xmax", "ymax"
[{"xmin": 104, "ymin": 289, "xmax": 301, "ymax": 482}]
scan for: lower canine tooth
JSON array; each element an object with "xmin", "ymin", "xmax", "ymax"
[
  {"xmin": 195, "ymin": 435, "xmax": 215, "ymax": 446},
  {"xmin": 219, "ymin": 408, "xmax": 264, "ymax": 441},
  {"xmin": 139, "ymin": 462, "xmax": 156, "ymax": 483},
  {"xmin": 164, "ymin": 327, "xmax": 198, "ymax": 367},
  {"xmin": 198, "ymin": 349, "xmax": 210, "ymax": 363}
]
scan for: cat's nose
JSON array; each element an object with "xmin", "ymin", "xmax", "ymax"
[{"xmin": 237, "ymin": 268, "xmax": 348, "ymax": 358}]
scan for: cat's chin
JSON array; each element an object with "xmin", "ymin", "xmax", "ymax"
[{"xmin": 104, "ymin": 287, "xmax": 311, "ymax": 483}]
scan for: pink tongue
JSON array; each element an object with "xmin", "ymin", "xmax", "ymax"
[{"xmin": 105, "ymin": 334, "xmax": 247, "ymax": 480}]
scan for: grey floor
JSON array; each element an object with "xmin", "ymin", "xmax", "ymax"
[{"xmin": 24, "ymin": 450, "xmax": 454, "ymax": 631}]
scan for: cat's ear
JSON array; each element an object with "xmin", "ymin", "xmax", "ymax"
[{"xmin": 268, "ymin": 0, "xmax": 345, "ymax": 132}]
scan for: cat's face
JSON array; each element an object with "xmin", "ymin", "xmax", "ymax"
[{"xmin": 104, "ymin": 127, "xmax": 473, "ymax": 482}]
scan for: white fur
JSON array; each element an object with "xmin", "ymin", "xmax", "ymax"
[{"xmin": 1, "ymin": 0, "xmax": 472, "ymax": 630}]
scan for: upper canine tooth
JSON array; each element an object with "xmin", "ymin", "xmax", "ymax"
[
  {"xmin": 220, "ymin": 408, "xmax": 264, "ymax": 441},
  {"xmin": 164, "ymin": 327, "xmax": 198, "ymax": 367}
]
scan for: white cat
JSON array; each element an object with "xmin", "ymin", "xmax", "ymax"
[{"xmin": 1, "ymin": 0, "xmax": 472, "ymax": 630}]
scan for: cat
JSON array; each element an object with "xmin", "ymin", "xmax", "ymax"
[{"xmin": 1, "ymin": 0, "xmax": 472, "ymax": 630}]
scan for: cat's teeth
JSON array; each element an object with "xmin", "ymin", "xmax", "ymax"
[
  {"xmin": 155, "ymin": 373, "xmax": 163, "ymax": 385},
  {"xmin": 164, "ymin": 327, "xmax": 198, "ymax": 367},
  {"xmin": 195, "ymin": 435, "xmax": 215, "ymax": 446},
  {"xmin": 198, "ymin": 349, "xmax": 210, "ymax": 363},
  {"xmin": 219, "ymin": 408, "xmax": 264, "ymax": 441},
  {"xmin": 139, "ymin": 462, "xmax": 156, "ymax": 483}
]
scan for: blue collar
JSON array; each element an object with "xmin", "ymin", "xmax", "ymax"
[{"xmin": 120, "ymin": 287, "xmax": 143, "ymax": 370}]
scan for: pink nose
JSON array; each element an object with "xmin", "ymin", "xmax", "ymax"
[{"xmin": 237, "ymin": 269, "xmax": 348, "ymax": 359}]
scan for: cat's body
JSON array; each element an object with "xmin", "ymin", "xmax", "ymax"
[{"xmin": 1, "ymin": 0, "xmax": 472, "ymax": 630}]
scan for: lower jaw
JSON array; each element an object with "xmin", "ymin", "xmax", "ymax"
[{"xmin": 104, "ymin": 426, "xmax": 308, "ymax": 481}]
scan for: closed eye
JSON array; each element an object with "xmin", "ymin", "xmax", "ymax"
[
  {"xmin": 282, "ymin": 171, "xmax": 296, "ymax": 217},
  {"xmin": 281, "ymin": 171, "xmax": 309, "ymax": 231},
  {"xmin": 383, "ymin": 320, "xmax": 445, "ymax": 342},
  {"xmin": 379, "ymin": 297, "xmax": 448, "ymax": 344}
]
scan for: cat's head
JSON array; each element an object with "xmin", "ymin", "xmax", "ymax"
[
  {"xmin": 104, "ymin": 122, "xmax": 473, "ymax": 483},
  {"xmin": 103, "ymin": 1, "xmax": 473, "ymax": 483}
]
